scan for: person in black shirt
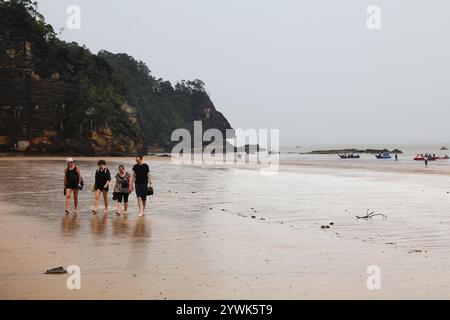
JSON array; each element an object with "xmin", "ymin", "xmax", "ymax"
[
  {"xmin": 93, "ymin": 159, "xmax": 111, "ymax": 214},
  {"xmin": 130, "ymin": 155, "xmax": 152, "ymax": 217},
  {"xmin": 64, "ymin": 157, "xmax": 82, "ymax": 215}
]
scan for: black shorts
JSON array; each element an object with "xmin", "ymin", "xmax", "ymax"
[
  {"xmin": 95, "ymin": 185, "xmax": 109, "ymax": 192},
  {"xmin": 66, "ymin": 180, "xmax": 78, "ymax": 190},
  {"xmin": 135, "ymin": 183, "xmax": 148, "ymax": 201},
  {"xmin": 116, "ymin": 193, "xmax": 129, "ymax": 203},
  {"xmin": 65, "ymin": 184, "xmax": 78, "ymax": 190}
]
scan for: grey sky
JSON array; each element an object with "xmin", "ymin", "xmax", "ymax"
[{"xmin": 37, "ymin": 0, "xmax": 450, "ymax": 146}]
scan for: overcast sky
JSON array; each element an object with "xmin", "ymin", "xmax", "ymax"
[{"xmin": 36, "ymin": 0, "xmax": 450, "ymax": 146}]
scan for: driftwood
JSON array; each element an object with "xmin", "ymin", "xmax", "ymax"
[{"xmin": 356, "ymin": 209, "xmax": 387, "ymax": 219}]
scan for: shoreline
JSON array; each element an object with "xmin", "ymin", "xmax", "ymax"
[
  {"xmin": 1, "ymin": 154, "xmax": 448, "ymax": 177},
  {"xmin": 0, "ymin": 155, "xmax": 169, "ymax": 161}
]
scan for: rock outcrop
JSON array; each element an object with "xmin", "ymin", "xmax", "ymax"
[{"xmin": 0, "ymin": 1, "xmax": 232, "ymax": 155}]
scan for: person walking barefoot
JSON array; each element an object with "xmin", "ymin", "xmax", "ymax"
[
  {"xmin": 130, "ymin": 155, "xmax": 152, "ymax": 217},
  {"xmin": 93, "ymin": 160, "xmax": 111, "ymax": 214},
  {"xmin": 64, "ymin": 158, "xmax": 82, "ymax": 215},
  {"xmin": 113, "ymin": 165, "xmax": 131, "ymax": 216}
]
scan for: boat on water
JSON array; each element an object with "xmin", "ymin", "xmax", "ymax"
[
  {"xmin": 441, "ymin": 147, "xmax": 448, "ymax": 151},
  {"xmin": 414, "ymin": 154, "xmax": 436, "ymax": 161},
  {"xmin": 375, "ymin": 152, "xmax": 392, "ymax": 159},
  {"xmin": 414, "ymin": 154, "xmax": 448, "ymax": 161},
  {"xmin": 338, "ymin": 154, "xmax": 360, "ymax": 159}
]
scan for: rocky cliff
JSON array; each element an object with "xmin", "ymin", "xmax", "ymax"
[{"xmin": 0, "ymin": 0, "xmax": 232, "ymax": 155}]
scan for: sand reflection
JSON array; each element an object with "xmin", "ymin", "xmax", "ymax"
[
  {"xmin": 113, "ymin": 214, "xmax": 129, "ymax": 236},
  {"xmin": 60, "ymin": 211, "xmax": 150, "ymax": 240},
  {"xmin": 91, "ymin": 213, "xmax": 108, "ymax": 235},
  {"xmin": 61, "ymin": 213, "xmax": 80, "ymax": 235},
  {"xmin": 133, "ymin": 217, "xmax": 149, "ymax": 240}
]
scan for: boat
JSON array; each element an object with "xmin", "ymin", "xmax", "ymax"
[
  {"xmin": 414, "ymin": 154, "xmax": 445, "ymax": 161},
  {"xmin": 441, "ymin": 147, "xmax": 448, "ymax": 151},
  {"xmin": 375, "ymin": 152, "xmax": 391, "ymax": 159},
  {"xmin": 338, "ymin": 154, "xmax": 360, "ymax": 159}
]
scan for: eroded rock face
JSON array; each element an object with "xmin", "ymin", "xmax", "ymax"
[
  {"xmin": 0, "ymin": 70, "xmax": 69, "ymax": 153},
  {"xmin": 0, "ymin": 8, "xmax": 143, "ymax": 155},
  {"xmin": 87, "ymin": 128, "xmax": 143, "ymax": 156},
  {"xmin": 0, "ymin": 47, "xmax": 142, "ymax": 154}
]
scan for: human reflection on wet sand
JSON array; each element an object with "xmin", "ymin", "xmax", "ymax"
[
  {"xmin": 61, "ymin": 213, "xmax": 80, "ymax": 235},
  {"xmin": 133, "ymin": 217, "xmax": 149, "ymax": 240},
  {"xmin": 91, "ymin": 213, "xmax": 108, "ymax": 235},
  {"xmin": 113, "ymin": 214, "xmax": 129, "ymax": 236},
  {"xmin": 61, "ymin": 212, "xmax": 150, "ymax": 239}
]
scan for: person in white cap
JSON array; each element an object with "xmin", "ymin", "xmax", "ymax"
[{"xmin": 64, "ymin": 158, "xmax": 82, "ymax": 214}]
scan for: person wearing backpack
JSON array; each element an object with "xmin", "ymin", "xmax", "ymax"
[
  {"xmin": 64, "ymin": 157, "xmax": 82, "ymax": 215},
  {"xmin": 113, "ymin": 165, "xmax": 131, "ymax": 216},
  {"xmin": 93, "ymin": 159, "xmax": 111, "ymax": 214}
]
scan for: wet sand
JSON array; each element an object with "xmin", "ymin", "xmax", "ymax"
[{"xmin": 1, "ymin": 157, "xmax": 450, "ymax": 299}]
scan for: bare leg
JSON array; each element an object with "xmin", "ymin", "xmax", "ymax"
[
  {"xmin": 124, "ymin": 201, "xmax": 128, "ymax": 214},
  {"xmin": 137, "ymin": 198, "xmax": 144, "ymax": 216},
  {"xmin": 94, "ymin": 190, "xmax": 100, "ymax": 213},
  {"xmin": 103, "ymin": 191, "xmax": 109, "ymax": 211},
  {"xmin": 73, "ymin": 189, "xmax": 79, "ymax": 211},
  {"xmin": 116, "ymin": 201, "xmax": 121, "ymax": 215},
  {"xmin": 65, "ymin": 189, "xmax": 72, "ymax": 213},
  {"xmin": 140, "ymin": 199, "xmax": 146, "ymax": 217}
]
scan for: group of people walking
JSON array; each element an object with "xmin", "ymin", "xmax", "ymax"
[{"xmin": 64, "ymin": 156, "xmax": 152, "ymax": 217}]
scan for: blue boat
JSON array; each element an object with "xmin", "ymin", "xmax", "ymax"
[{"xmin": 376, "ymin": 152, "xmax": 392, "ymax": 159}]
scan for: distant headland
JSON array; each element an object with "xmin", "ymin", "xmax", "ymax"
[{"xmin": 301, "ymin": 148, "xmax": 403, "ymax": 155}]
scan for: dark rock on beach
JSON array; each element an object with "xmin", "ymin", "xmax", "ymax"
[{"xmin": 44, "ymin": 266, "xmax": 67, "ymax": 274}]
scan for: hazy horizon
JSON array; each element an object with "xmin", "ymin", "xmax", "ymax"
[{"xmin": 36, "ymin": 0, "xmax": 450, "ymax": 146}]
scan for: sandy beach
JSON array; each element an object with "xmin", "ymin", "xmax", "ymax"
[
  {"xmin": 1, "ymin": 156, "xmax": 450, "ymax": 299},
  {"xmin": 4, "ymin": 0, "xmax": 450, "ymax": 305}
]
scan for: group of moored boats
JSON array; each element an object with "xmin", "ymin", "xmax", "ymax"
[
  {"xmin": 338, "ymin": 152, "xmax": 393, "ymax": 159},
  {"xmin": 338, "ymin": 150, "xmax": 450, "ymax": 161},
  {"xmin": 338, "ymin": 154, "xmax": 360, "ymax": 159}
]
